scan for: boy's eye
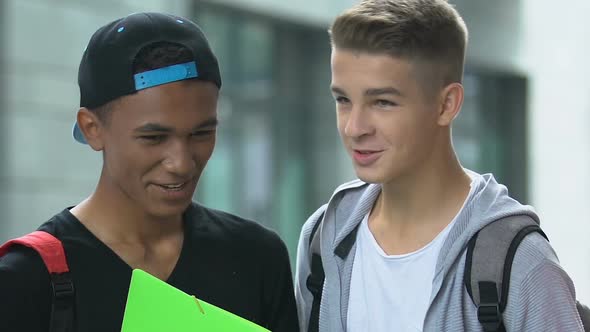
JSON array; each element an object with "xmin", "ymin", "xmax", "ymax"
[
  {"xmin": 334, "ymin": 96, "xmax": 350, "ymax": 104},
  {"xmin": 139, "ymin": 135, "xmax": 165, "ymax": 143},
  {"xmin": 375, "ymin": 99, "xmax": 397, "ymax": 108},
  {"xmin": 191, "ymin": 129, "xmax": 216, "ymax": 137}
]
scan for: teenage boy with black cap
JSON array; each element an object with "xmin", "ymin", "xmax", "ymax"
[{"xmin": 0, "ymin": 12, "xmax": 298, "ymax": 332}]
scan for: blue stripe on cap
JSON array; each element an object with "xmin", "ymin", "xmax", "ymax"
[{"xmin": 134, "ymin": 61, "xmax": 198, "ymax": 91}]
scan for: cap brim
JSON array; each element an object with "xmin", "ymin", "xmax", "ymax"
[{"xmin": 73, "ymin": 122, "xmax": 88, "ymax": 144}]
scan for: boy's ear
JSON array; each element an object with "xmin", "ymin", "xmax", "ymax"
[
  {"xmin": 437, "ymin": 83, "xmax": 464, "ymax": 126},
  {"xmin": 76, "ymin": 108, "xmax": 105, "ymax": 151}
]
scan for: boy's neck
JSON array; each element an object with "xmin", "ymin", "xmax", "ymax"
[
  {"xmin": 73, "ymin": 189, "xmax": 184, "ymax": 241},
  {"xmin": 368, "ymin": 152, "xmax": 471, "ymax": 255},
  {"xmin": 70, "ymin": 181, "xmax": 186, "ymax": 280}
]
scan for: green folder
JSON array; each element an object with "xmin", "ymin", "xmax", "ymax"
[{"xmin": 120, "ymin": 269, "xmax": 271, "ymax": 332}]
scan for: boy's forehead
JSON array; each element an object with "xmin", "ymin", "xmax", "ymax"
[
  {"xmin": 331, "ymin": 49, "xmax": 412, "ymax": 70},
  {"xmin": 331, "ymin": 51, "xmax": 412, "ymax": 79}
]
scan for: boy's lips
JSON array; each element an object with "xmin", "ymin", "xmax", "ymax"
[
  {"xmin": 151, "ymin": 179, "xmax": 196, "ymax": 200},
  {"xmin": 156, "ymin": 181, "xmax": 188, "ymax": 190},
  {"xmin": 352, "ymin": 149, "xmax": 384, "ymax": 166}
]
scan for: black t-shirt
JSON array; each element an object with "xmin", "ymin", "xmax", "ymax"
[{"xmin": 0, "ymin": 202, "xmax": 299, "ymax": 332}]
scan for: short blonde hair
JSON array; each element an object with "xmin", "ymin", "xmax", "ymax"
[{"xmin": 329, "ymin": 0, "xmax": 468, "ymax": 85}]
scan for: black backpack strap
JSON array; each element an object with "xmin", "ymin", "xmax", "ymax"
[
  {"xmin": 464, "ymin": 215, "xmax": 547, "ymax": 332},
  {"xmin": 306, "ymin": 210, "xmax": 326, "ymax": 332},
  {"xmin": 0, "ymin": 231, "xmax": 76, "ymax": 332},
  {"xmin": 49, "ymin": 273, "xmax": 76, "ymax": 332}
]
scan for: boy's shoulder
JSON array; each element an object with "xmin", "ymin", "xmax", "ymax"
[
  {"xmin": 185, "ymin": 202, "xmax": 290, "ymax": 259},
  {"xmin": 0, "ymin": 209, "xmax": 72, "ymax": 274}
]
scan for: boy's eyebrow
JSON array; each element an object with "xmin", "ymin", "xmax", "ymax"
[
  {"xmin": 330, "ymin": 86, "xmax": 403, "ymax": 97},
  {"xmin": 195, "ymin": 118, "xmax": 218, "ymax": 129},
  {"xmin": 134, "ymin": 123, "xmax": 173, "ymax": 133},
  {"xmin": 364, "ymin": 87, "xmax": 403, "ymax": 97},
  {"xmin": 134, "ymin": 117, "xmax": 218, "ymax": 133},
  {"xmin": 330, "ymin": 86, "xmax": 347, "ymax": 95}
]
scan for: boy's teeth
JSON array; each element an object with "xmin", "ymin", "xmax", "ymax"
[{"xmin": 162, "ymin": 183, "xmax": 183, "ymax": 189}]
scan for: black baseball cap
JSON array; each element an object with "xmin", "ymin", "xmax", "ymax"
[{"xmin": 73, "ymin": 12, "xmax": 221, "ymax": 144}]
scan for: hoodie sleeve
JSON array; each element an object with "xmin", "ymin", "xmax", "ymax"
[
  {"xmin": 503, "ymin": 233, "xmax": 585, "ymax": 331},
  {"xmin": 295, "ymin": 204, "xmax": 327, "ymax": 332}
]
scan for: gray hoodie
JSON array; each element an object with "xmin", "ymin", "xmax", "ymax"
[{"xmin": 295, "ymin": 171, "xmax": 584, "ymax": 331}]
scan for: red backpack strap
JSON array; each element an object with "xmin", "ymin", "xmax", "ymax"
[
  {"xmin": 0, "ymin": 231, "xmax": 69, "ymax": 273},
  {"xmin": 0, "ymin": 230, "xmax": 75, "ymax": 332}
]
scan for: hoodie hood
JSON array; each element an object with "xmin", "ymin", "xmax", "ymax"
[
  {"xmin": 434, "ymin": 169, "xmax": 539, "ymax": 279},
  {"xmin": 328, "ymin": 169, "xmax": 539, "ymax": 279}
]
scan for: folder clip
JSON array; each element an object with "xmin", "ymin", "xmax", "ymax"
[{"xmin": 192, "ymin": 295, "xmax": 205, "ymax": 315}]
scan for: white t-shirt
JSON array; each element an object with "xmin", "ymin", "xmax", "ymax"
[{"xmin": 346, "ymin": 213, "xmax": 457, "ymax": 332}]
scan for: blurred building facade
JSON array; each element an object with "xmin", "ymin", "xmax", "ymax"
[{"xmin": 1, "ymin": 0, "xmax": 589, "ymax": 302}]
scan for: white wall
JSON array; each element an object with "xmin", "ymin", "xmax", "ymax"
[{"xmin": 519, "ymin": 0, "xmax": 590, "ymax": 304}]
